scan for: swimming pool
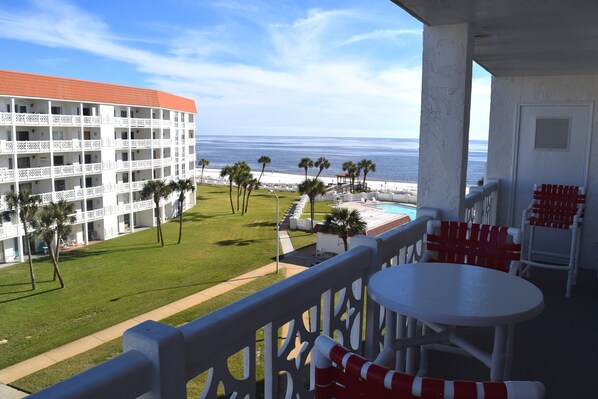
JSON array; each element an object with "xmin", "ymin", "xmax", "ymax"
[{"xmin": 372, "ymin": 203, "xmax": 417, "ymax": 220}]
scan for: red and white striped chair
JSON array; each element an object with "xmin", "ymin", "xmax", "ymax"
[
  {"xmin": 423, "ymin": 220, "xmax": 522, "ymax": 274},
  {"xmin": 520, "ymin": 184, "xmax": 585, "ymax": 297},
  {"xmin": 313, "ymin": 336, "xmax": 544, "ymax": 399}
]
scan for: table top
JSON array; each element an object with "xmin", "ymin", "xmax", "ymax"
[{"xmin": 368, "ymin": 263, "xmax": 544, "ymax": 327}]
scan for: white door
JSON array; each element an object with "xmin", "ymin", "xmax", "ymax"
[{"xmin": 512, "ymin": 104, "xmax": 592, "ymax": 253}]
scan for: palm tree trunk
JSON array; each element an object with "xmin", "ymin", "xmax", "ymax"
[
  {"xmin": 154, "ymin": 200, "xmax": 161, "ymax": 243},
  {"xmin": 236, "ymin": 185, "xmax": 241, "ymax": 211},
  {"xmin": 158, "ymin": 213, "xmax": 164, "ymax": 247},
  {"xmin": 23, "ymin": 227, "xmax": 36, "ymax": 290},
  {"xmin": 362, "ymin": 173, "xmax": 367, "ymax": 190},
  {"xmin": 342, "ymin": 235, "xmax": 348, "ymax": 252},
  {"xmin": 244, "ymin": 188, "xmax": 253, "ymax": 213},
  {"xmin": 315, "ymin": 169, "xmax": 322, "ymax": 179},
  {"xmin": 178, "ymin": 198, "xmax": 183, "ymax": 244},
  {"xmin": 48, "ymin": 241, "xmax": 64, "ymax": 288},
  {"xmin": 241, "ymin": 186, "xmax": 247, "ymax": 215},
  {"xmin": 304, "ymin": 168, "xmax": 308, "ymax": 179},
  {"xmin": 310, "ymin": 200, "xmax": 316, "ymax": 233},
  {"xmin": 228, "ymin": 182, "xmax": 235, "ymax": 214},
  {"xmin": 201, "ymin": 166, "xmax": 205, "ymax": 184},
  {"xmin": 258, "ymin": 167, "xmax": 265, "ymax": 183}
]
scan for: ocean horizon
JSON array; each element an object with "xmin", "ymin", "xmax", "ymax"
[{"xmin": 196, "ymin": 135, "xmax": 488, "ymax": 186}]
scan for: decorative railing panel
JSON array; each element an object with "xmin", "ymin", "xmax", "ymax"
[
  {"xmin": 0, "ymin": 223, "xmax": 19, "ymax": 239},
  {"xmin": 52, "ymin": 115, "xmax": 80, "ymax": 126},
  {"xmin": 0, "ymin": 112, "xmax": 12, "ymax": 125},
  {"xmin": 18, "ymin": 167, "xmax": 52, "ymax": 181},
  {"xmin": 54, "ymin": 189, "xmax": 83, "ymax": 202},
  {"xmin": 83, "ymin": 116, "xmax": 101, "ymax": 126},
  {"xmin": 83, "ymin": 140, "xmax": 101, "ymax": 151},
  {"xmin": 52, "ymin": 140, "xmax": 82, "ymax": 151},
  {"xmin": 84, "ymin": 163, "xmax": 102, "ymax": 174},
  {"xmin": 463, "ymin": 179, "xmax": 499, "ymax": 225},
  {"xmin": 115, "ymin": 161, "xmax": 130, "ymax": 171},
  {"xmin": 85, "ymin": 186, "xmax": 103, "ymax": 197},
  {"xmin": 16, "ymin": 140, "xmax": 51, "ymax": 153}
]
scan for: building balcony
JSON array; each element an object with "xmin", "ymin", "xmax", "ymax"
[
  {"xmin": 0, "ymin": 112, "xmax": 180, "ymax": 129},
  {"xmin": 115, "ymin": 139, "xmax": 152, "ymax": 149},
  {"xmin": 116, "ymin": 180, "xmax": 149, "ymax": 193}
]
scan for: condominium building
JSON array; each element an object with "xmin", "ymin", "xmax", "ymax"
[{"xmin": 0, "ymin": 70, "xmax": 197, "ymax": 262}]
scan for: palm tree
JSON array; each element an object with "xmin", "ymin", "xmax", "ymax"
[
  {"xmin": 257, "ymin": 155, "xmax": 271, "ymax": 183},
  {"xmin": 314, "ymin": 157, "xmax": 331, "ymax": 179},
  {"xmin": 197, "ymin": 158, "xmax": 209, "ymax": 184},
  {"xmin": 34, "ymin": 201, "xmax": 75, "ymax": 288},
  {"xmin": 169, "ymin": 178, "xmax": 196, "ymax": 244},
  {"xmin": 141, "ymin": 180, "xmax": 171, "ymax": 246},
  {"xmin": 298, "ymin": 157, "xmax": 314, "ymax": 179},
  {"xmin": 358, "ymin": 159, "xmax": 376, "ymax": 191},
  {"xmin": 220, "ymin": 165, "xmax": 235, "ymax": 214},
  {"xmin": 322, "ymin": 207, "xmax": 367, "ymax": 252},
  {"xmin": 51, "ymin": 200, "xmax": 76, "ymax": 265},
  {"xmin": 3, "ymin": 189, "xmax": 41, "ymax": 290},
  {"xmin": 298, "ymin": 178, "xmax": 327, "ymax": 233},
  {"xmin": 244, "ymin": 177, "xmax": 260, "ymax": 214},
  {"xmin": 342, "ymin": 161, "xmax": 360, "ymax": 192},
  {"xmin": 233, "ymin": 161, "xmax": 251, "ymax": 212}
]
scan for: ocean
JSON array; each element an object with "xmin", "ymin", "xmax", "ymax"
[{"xmin": 196, "ymin": 135, "xmax": 488, "ymax": 187}]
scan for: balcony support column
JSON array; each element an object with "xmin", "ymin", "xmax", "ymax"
[{"xmin": 417, "ymin": 23, "xmax": 473, "ymax": 221}]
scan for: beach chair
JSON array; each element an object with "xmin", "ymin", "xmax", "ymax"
[
  {"xmin": 520, "ymin": 184, "xmax": 585, "ymax": 297},
  {"xmin": 313, "ymin": 335, "xmax": 545, "ymax": 399}
]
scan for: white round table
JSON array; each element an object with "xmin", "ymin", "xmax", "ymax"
[{"xmin": 368, "ymin": 263, "xmax": 544, "ymax": 380}]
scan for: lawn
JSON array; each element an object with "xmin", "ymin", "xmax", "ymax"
[
  {"xmin": 0, "ymin": 185, "xmax": 297, "ymax": 370},
  {"xmin": 287, "ymin": 230, "xmax": 317, "ymax": 250},
  {"xmin": 12, "ymin": 273, "xmax": 284, "ymax": 396}
]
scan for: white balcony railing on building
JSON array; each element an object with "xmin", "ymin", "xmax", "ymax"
[
  {"xmin": 54, "ymin": 189, "xmax": 83, "ymax": 202},
  {"xmin": 131, "ymin": 180, "xmax": 147, "ymax": 191},
  {"xmin": 53, "ymin": 140, "xmax": 82, "ymax": 151},
  {"xmin": 14, "ymin": 141, "xmax": 51, "ymax": 153},
  {"xmin": 53, "ymin": 164, "xmax": 82, "ymax": 178},
  {"xmin": 0, "ymin": 169, "xmax": 15, "ymax": 183},
  {"xmin": 0, "ymin": 112, "xmax": 12, "ymax": 125},
  {"xmin": 0, "ymin": 113, "xmax": 181, "ymax": 130},
  {"xmin": 115, "ymin": 161, "xmax": 130, "ymax": 171},
  {"xmin": 463, "ymin": 179, "xmax": 499, "ymax": 225},
  {"xmin": 0, "ymin": 223, "xmax": 19, "ymax": 239},
  {"xmin": 131, "ymin": 160, "xmax": 152, "ymax": 170},
  {"xmin": 84, "ymin": 163, "xmax": 102, "ymax": 174},
  {"xmin": 82, "ymin": 116, "xmax": 101, "ymax": 126},
  {"xmin": 52, "ymin": 115, "xmax": 80, "ymax": 126},
  {"xmin": 116, "ymin": 183, "xmax": 131, "ymax": 193},
  {"xmin": 27, "ymin": 211, "xmax": 439, "ymax": 399},
  {"xmin": 85, "ymin": 186, "xmax": 103, "ymax": 198},
  {"xmin": 83, "ymin": 140, "xmax": 101, "ymax": 151},
  {"xmin": 18, "ymin": 166, "xmax": 51, "ymax": 181}
]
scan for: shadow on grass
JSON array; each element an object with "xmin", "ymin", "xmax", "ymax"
[
  {"xmin": 109, "ymin": 275, "xmax": 266, "ymax": 302},
  {"xmin": 214, "ymin": 238, "xmax": 261, "ymax": 246},
  {"xmin": 0, "ymin": 287, "xmax": 62, "ymax": 303},
  {"xmin": 245, "ymin": 222, "xmax": 276, "ymax": 227}
]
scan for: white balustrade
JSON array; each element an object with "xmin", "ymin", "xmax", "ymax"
[
  {"xmin": 0, "ymin": 112, "xmax": 12, "ymax": 125},
  {"xmin": 162, "ymin": 120, "xmax": 171, "ymax": 128},
  {"xmin": 84, "ymin": 163, "xmax": 102, "ymax": 174},
  {"xmin": 152, "ymin": 159, "xmax": 162, "ymax": 167},
  {"xmin": 115, "ymin": 161, "xmax": 130, "ymax": 171},
  {"xmin": 114, "ymin": 117, "xmax": 128, "ymax": 128},
  {"xmin": 131, "ymin": 159, "xmax": 152, "ymax": 169},
  {"xmin": 463, "ymin": 179, "xmax": 499, "ymax": 225},
  {"xmin": 83, "ymin": 140, "xmax": 101, "ymax": 151},
  {"xmin": 83, "ymin": 116, "xmax": 101, "ymax": 126},
  {"xmin": 52, "ymin": 115, "xmax": 80, "ymax": 126},
  {"xmin": 15, "ymin": 140, "xmax": 51, "ymax": 153},
  {"xmin": 188, "ymin": 122, "xmax": 195, "ymax": 129},
  {"xmin": 85, "ymin": 186, "xmax": 103, "ymax": 197},
  {"xmin": 131, "ymin": 180, "xmax": 147, "ymax": 191},
  {"xmin": 0, "ymin": 169, "xmax": 15, "ymax": 183},
  {"xmin": 86, "ymin": 209, "xmax": 104, "ymax": 221},
  {"xmin": 18, "ymin": 166, "xmax": 51, "ymax": 181},
  {"xmin": 54, "ymin": 189, "xmax": 83, "ymax": 202},
  {"xmin": 52, "ymin": 140, "xmax": 82, "ymax": 151},
  {"xmin": 0, "ymin": 223, "xmax": 19, "ymax": 239},
  {"xmin": 117, "ymin": 183, "xmax": 131, "ymax": 193}
]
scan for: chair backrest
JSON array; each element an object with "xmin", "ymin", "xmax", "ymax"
[
  {"xmin": 426, "ymin": 220, "xmax": 521, "ymax": 273},
  {"xmin": 313, "ymin": 336, "xmax": 544, "ymax": 399},
  {"xmin": 531, "ymin": 184, "xmax": 585, "ymax": 227}
]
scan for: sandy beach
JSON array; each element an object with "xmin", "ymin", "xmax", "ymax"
[{"xmin": 196, "ymin": 168, "xmax": 418, "ymax": 194}]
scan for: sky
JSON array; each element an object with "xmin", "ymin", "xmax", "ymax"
[{"xmin": 0, "ymin": 0, "xmax": 491, "ymax": 140}]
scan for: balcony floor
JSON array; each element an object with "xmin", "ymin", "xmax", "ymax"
[{"xmin": 425, "ymin": 267, "xmax": 598, "ymax": 399}]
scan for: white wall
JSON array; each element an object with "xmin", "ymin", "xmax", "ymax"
[{"xmin": 487, "ymin": 75, "xmax": 598, "ymax": 269}]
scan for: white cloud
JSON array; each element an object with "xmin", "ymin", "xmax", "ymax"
[{"xmin": 0, "ymin": 0, "xmax": 490, "ymax": 139}]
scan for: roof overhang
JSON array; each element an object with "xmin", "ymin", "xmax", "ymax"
[{"xmin": 391, "ymin": 0, "xmax": 598, "ymax": 77}]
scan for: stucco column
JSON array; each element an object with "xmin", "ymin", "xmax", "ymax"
[{"xmin": 417, "ymin": 23, "xmax": 473, "ymax": 221}]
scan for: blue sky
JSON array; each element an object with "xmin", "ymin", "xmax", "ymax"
[{"xmin": 0, "ymin": 0, "xmax": 491, "ymax": 139}]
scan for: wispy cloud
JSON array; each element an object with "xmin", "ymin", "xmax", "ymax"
[{"xmin": 0, "ymin": 0, "xmax": 490, "ymax": 139}]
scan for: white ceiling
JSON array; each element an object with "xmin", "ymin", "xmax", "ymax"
[{"xmin": 391, "ymin": 0, "xmax": 598, "ymax": 77}]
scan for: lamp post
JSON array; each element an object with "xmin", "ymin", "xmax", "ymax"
[{"xmin": 269, "ymin": 190, "xmax": 280, "ymax": 273}]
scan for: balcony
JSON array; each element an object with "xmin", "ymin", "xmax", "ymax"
[
  {"xmin": 0, "ymin": 112, "xmax": 179, "ymax": 129},
  {"xmin": 84, "ymin": 162, "xmax": 102, "ymax": 174}
]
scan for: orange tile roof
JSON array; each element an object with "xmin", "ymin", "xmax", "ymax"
[{"xmin": 0, "ymin": 70, "xmax": 197, "ymax": 113}]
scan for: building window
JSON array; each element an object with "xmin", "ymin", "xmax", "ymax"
[
  {"xmin": 17, "ymin": 131, "xmax": 29, "ymax": 141},
  {"xmin": 53, "ymin": 155, "xmax": 64, "ymax": 166},
  {"xmin": 51, "ymin": 106, "xmax": 62, "ymax": 115},
  {"xmin": 17, "ymin": 157, "xmax": 30, "ymax": 169},
  {"xmin": 54, "ymin": 180, "xmax": 66, "ymax": 192},
  {"xmin": 18, "ymin": 105, "xmax": 26, "ymax": 113},
  {"xmin": 120, "ymin": 110, "xmax": 127, "ymax": 118}
]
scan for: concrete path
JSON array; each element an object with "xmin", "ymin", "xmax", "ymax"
[{"xmin": 0, "ymin": 262, "xmax": 307, "ymax": 385}]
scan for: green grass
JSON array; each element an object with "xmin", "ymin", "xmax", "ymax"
[
  {"xmin": 286, "ymin": 230, "xmax": 317, "ymax": 250},
  {"xmin": 12, "ymin": 273, "xmax": 284, "ymax": 395},
  {"xmin": 0, "ymin": 185, "xmax": 298, "ymax": 370},
  {"xmin": 301, "ymin": 201, "xmax": 335, "ymax": 216}
]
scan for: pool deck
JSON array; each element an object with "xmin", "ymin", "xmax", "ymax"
[{"xmin": 340, "ymin": 201, "xmax": 413, "ymax": 236}]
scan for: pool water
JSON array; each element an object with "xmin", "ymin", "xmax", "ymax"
[{"xmin": 372, "ymin": 203, "xmax": 417, "ymax": 220}]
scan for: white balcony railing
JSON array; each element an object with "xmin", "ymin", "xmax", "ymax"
[
  {"xmin": 15, "ymin": 140, "xmax": 51, "ymax": 153},
  {"xmin": 115, "ymin": 161, "xmax": 130, "ymax": 171},
  {"xmin": 85, "ymin": 186, "xmax": 103, "ymax": 198},
  {"xmin": 0, "ymin": 113, "xmax": 181, "ymax": 130},
  {"xmin": 26, "ymin": 212, "xmax": 438, "ymax": 399},
  {"xmin": 54, "ymin": 189, "xmax": 83, "ymax": 202},
  {"xmin": 131, "ymin": 159, "xmax": 152, "ymax": 170},
  {"xmin": 83, "ymin": 140, "xmax": 101, "ymax": 151},
  {"xmin": 18, "ymin": 166, "xmax": 52, "ymax": 181},
  {"xmin": 0, "ymin": 223, "xmax": 19, "ymax": 239},
  {"xmin": 131, "ymin": 180, "xmax": 147, "ymax": 191},
  {"xmin": 84, "ymin": 163, "xmax": 102, "ymax": 174},
  {"xmin": 52, "ymin": 115, "xmax": 80, "ymax": 126},
  {"xmin": 0, "ymin": 112, "xmax": 12, "ymax": 125},
  {"xmin": 53, "ymin": 164, "xmax": 82, "ymax": 178},
  {"xmin": 116, "ymin": 182, "xmax": 130, "ymax": 193},
  {"xmin": 463, "ymin": 179, "xmax": 499, "ymax": 225},
  {"xmin": 53, "ymin": 140, "xmax": 82, "ymax": 151}
]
